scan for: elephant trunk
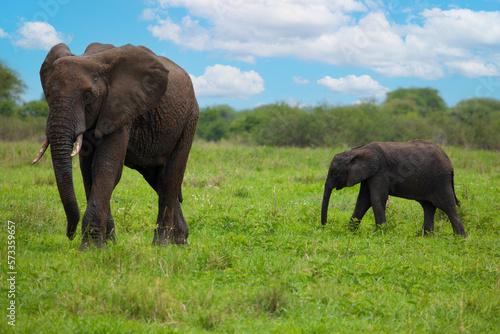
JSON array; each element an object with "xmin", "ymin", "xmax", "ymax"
[
  {"xmin": 46, "ymin": 107, "xmax": 85, "ymax": 240},
  {"xmin": 321, "ymin": 183, "xmax": 333, "ymax": 225},
  {"xmin": 50, "ymin": 140, "xmax": 80, "ymax": 239}
]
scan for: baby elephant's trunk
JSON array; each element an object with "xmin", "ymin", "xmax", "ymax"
[{"xmin": 321, "ymin": 185, "xmax": 333, "ymax": 225}]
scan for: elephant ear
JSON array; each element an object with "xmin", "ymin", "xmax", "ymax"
[
  {"xmin": 346, "ymin": 148, "xmax": 380, "ymax": 187},
  {"xmin": 40, "ymin": 43, "xmax": 74, "ymax": 95},
  {"xmin": 93, "ymin": 44, "xmax": 169, "ymax": 138}
]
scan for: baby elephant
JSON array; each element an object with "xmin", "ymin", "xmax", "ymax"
[{"xmin": 321, "ymin": 140, "xmax": 466, "ymax": 237}]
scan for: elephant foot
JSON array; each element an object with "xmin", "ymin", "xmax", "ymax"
[
  {"xmin": 153, "ymin": 227, "xmax": 188, "ymax": 246},
  {"xmin": 420, "ymin": 230, "xmax": 435, "ymax": 238},
  {"xmin": 421, "ymin": 227, "xmax": 434, "ymax": 236},
  {"xmin": 78, "ymin": 240, "xmax": 106, "ymax": 251},
  {"xmin": 348, "ymin": 218, "xmax": 361, "ymax": 231},
  {"xmin": 452, "ymin": 224, "xmax": 467, "ymax": 238},
  {"xmin": 80, "ymin": 228, "xmax": 107, "ymax": 250}
]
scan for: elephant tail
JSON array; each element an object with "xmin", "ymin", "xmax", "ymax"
[{"xmin": 451, "ymin": 170, "xmax": 460, "ymax": 207}]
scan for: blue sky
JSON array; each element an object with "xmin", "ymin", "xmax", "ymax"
[{"xmin": 1, "ymin": 0, "xmax": 499, "ymax": 110}]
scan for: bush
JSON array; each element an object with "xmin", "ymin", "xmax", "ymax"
[
  {"xmin": 225, "ymin": 100, "xmax": 447, "ymax": 148},
  {"xmin": 446, "ymin": 98, "xmax": 500, "ymax": 149},
  {"xmin": 249, "ymin": 103, "xmax": 316, "ymax": 147},
  {"xmin": 0, "ymin": 115, "xmax": 46, "ymax": 141},
  {"xmin": 196, "ymin": 105, "xmax": 236, "ymax": 141},
  {"xmin": 384, "ymin": 87, "xmax": 447, "ymax": 116},
  {"xmin": 197, "ymin": 92, "xmax": 500, "ymax": 150},
  {"xmin": 0, "ymin": 99, "xmax": 19, "ymax": 117},
  {"xmin": 19, "ymin": 98, "xmax": 50, "ymax": 117}
]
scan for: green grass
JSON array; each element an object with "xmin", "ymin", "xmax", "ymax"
[{"xmin": 1, "ymin": 140, "xmax": 499, "ymax": 333}]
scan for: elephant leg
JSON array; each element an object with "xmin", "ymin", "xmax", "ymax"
[
  {"xmin": 80, "ymin": 128, "xmax": 129, "ymax": 249},
  {"xmin": 368, "ymin": 179, "xmax": 388, "ymax": 227},
  {"xmin": 350, "ymin": 181, "xmax": 372, "ymax": 230},
  {"xmin": 445, "ymin": 208, "xmax": 467, "ymax": 237},
  {"xmin": 436, "ymin": 194, "xmax": 467, "ymax": 237},
  {"xmin": 152, "ymin": 130, "xmax": 193, "ymax": 245},
  {"xmin": 135, "ymin": 166, "xmax": 187, "ymax": 244},
  {"xmin": 79, "ymin": 134, "xmax": 95, "ymax": 199},
  {"xmin": 153, "ymin": 166, "xmax": 188, "ymax": 245},
  {"xmin": 79, "ymin": 138, "xmax": 95, "ymax": 243},
  {"xmin": 419, "ymin": 200, "xmax": 436, "ymax": 235},
  {"xmin": 80, "ymin": 139, "xmax": 115, "ymax": 244}
]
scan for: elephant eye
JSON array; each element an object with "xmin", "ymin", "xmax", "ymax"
[{"xmin": 83, "ymin": 91, "xmax": 95, "ymax": 104}]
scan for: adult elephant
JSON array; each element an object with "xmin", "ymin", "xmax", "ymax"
[
  {"xmin": 321, "ymin": 140, "xmax": 466, "ymax": 237},
  {"xmin": 32, "ymin": 42, "xmax": 199, "ymax": 249}
]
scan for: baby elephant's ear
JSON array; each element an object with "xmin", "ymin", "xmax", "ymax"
[
  {"xmin": 346, "ymin": 149, "xmax": 379, "ymax": 187},
  {"xmin": 93, "ymin": 44, "xmax": 169, "ymax": 138}
]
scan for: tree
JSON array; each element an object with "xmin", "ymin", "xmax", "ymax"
[
  {"xmin": 448, "ymin": 98, "xmax": 500, "ymax": 149},
  {"xmin": 0, "ymin": 61, "xmax": 25, "ymax": 102},
  {"xmin": 196, "ymin": 105, "xmax": 236, "ymax": 141},
  {"xmin": 0, "ymin": 99, "xmax": 19, "ymax": 117},
  {"xmin": 19, "ymin": 95, "xmax": 50, "ymax": 117},
  {"xmin": 0, "ymin": 61, "xmax": 26, "ymax": 116},
  {"xmin": 383, "ymin": 88, "xmax": 447, "ymax": 116},
  {"xmin": 449, "ymin": 98, "xmax": 500, "ymax": 124}
]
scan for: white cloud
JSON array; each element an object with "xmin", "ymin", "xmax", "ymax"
[
  {"xmin": 419, "ymin": 8, "xmax": 500, "ymax": 47},
  {"xmin": 147, "ymin": 0, "xmax": 366, "ymax": 58},
  {"xmin": 0, "ymin": 28, "xmax": 8, "ymax": 38},
  {"xmin": 12, "ymin": 21, "xmax": 71, "ymax": 50},
  {"xmin": 293, "ymin": 76, "xmax": 309, "ymax": 85},
  {"xmin": 317, "ymin": 74, "xmax": 389, "ymax": 98},
  {"xmin": 145, "ymin": 1, "xmax": 500, "ymax": 80},
  {"xmin": 445, "ymin": 61, "xmax": 499, "ymax": 78},
  {"xmin": 140, "ymin": 8, "xmax": 160, "ymax": 21},
  {"xmin": 190, "ymin": 64, "xmax": 264, "ymax": 98},
  {"xmin": 149, "ymin": 16, "xmax": 210, "ymax": 51}
]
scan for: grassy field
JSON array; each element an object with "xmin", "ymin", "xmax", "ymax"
[{"xmin": 1, "ymin": 140, "xmax": 499, "ymax": 333}]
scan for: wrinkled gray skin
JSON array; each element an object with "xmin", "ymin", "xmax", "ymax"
[
  {"xmin": 321, "ymin": 140, "xmax": 466, "ymax": 237},
  {"xmin": 33, "ymin": 43, "xmax": 199, "ymax": 249}
]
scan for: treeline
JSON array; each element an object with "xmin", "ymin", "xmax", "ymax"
[
  {"xmin": 1, "ymin": 58, "xmax": 499, "ymax": 149},
  {"xmin": 2, "ymin": 88, "xmax": 499, "ymax": 150},
  {"xmin": 196, "ymin": 89, "xmax": 500, "ymax": 150},
  {"xmin": 0, "ymin": 61, "xmax": 49, "ymax": 141}
]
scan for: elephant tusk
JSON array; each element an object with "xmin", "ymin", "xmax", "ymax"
[
  {"xmin": 71, "ymin": 133, "xmax": 83, "ymax": 157},
  {"xmin": 32, "ymin": 138, "xmax": 50, "ymax": 164}
]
